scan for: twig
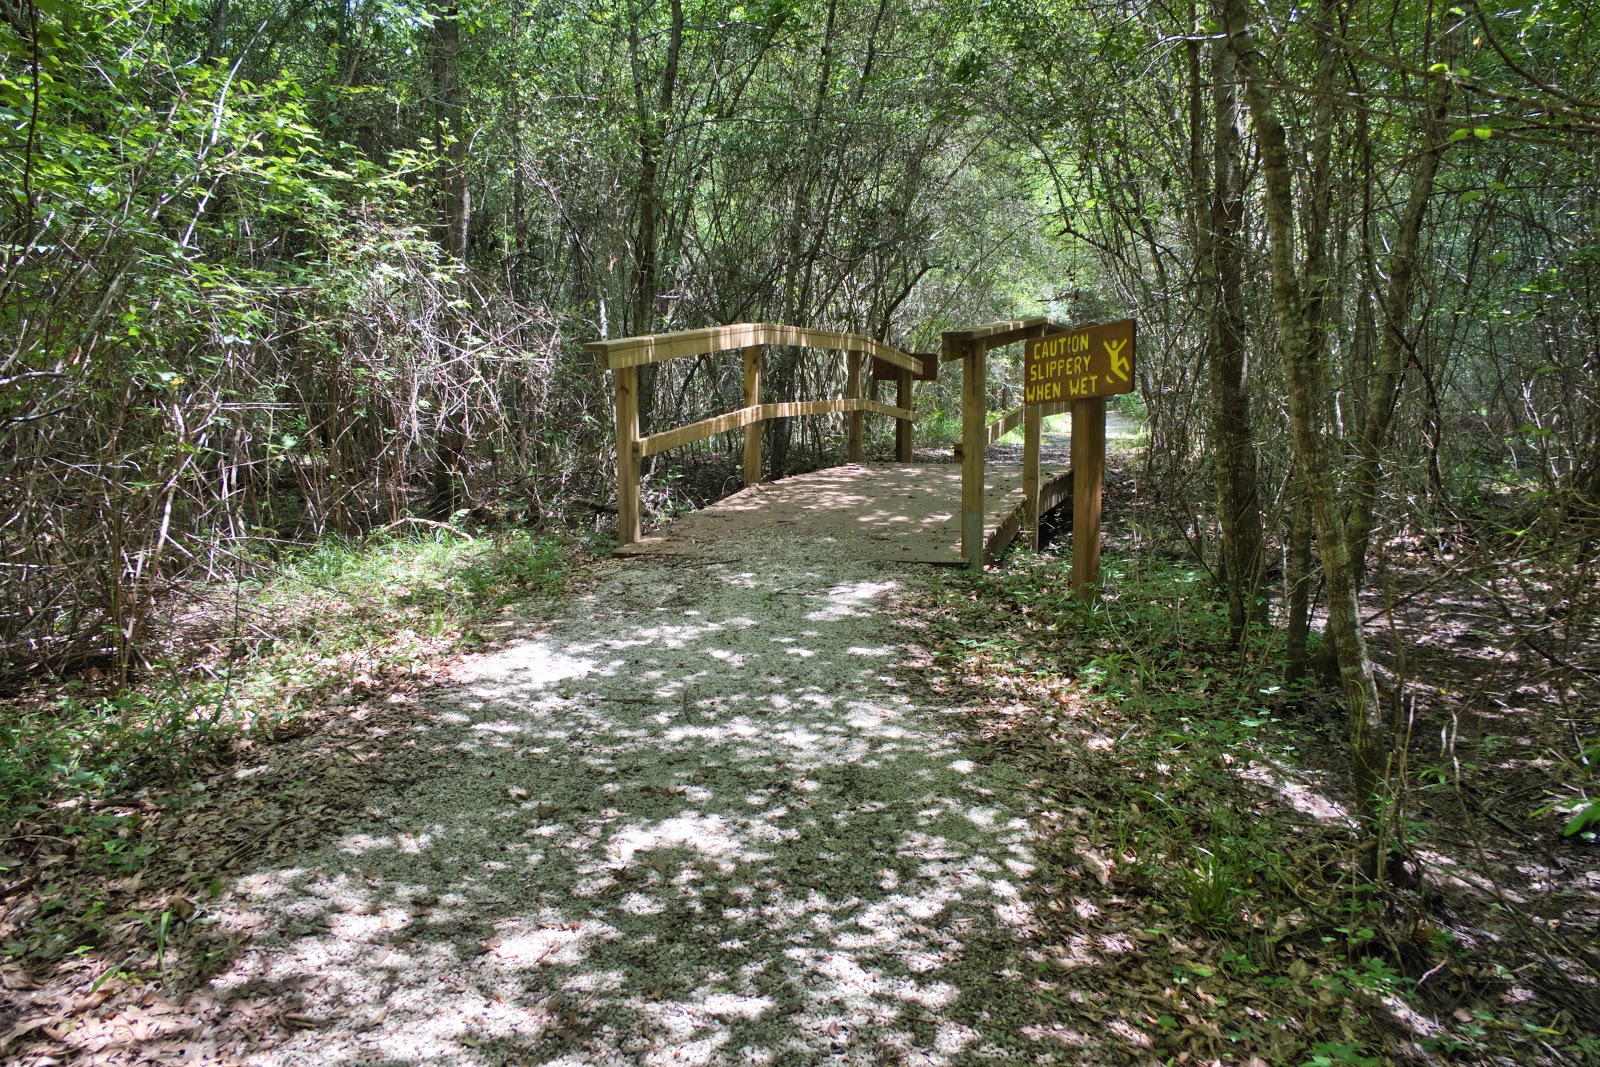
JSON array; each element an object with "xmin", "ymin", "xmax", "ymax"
[{"xmin": 372, "ymin": 517, "xmax": 476, "ymax": 542}]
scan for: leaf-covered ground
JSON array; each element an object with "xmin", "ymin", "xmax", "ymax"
[
  {"xmin": 3, "ymin": 462, "xmax": 1596, "ymax": 1066},
  {"xmin": 903, "ymin": 480, "xmax": 1600, "ymax": 1066}
]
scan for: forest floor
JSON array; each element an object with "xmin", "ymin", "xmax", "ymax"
[{"xmin": 3, "ymin": 436, "xmax": 1598, "ymax": 1066}]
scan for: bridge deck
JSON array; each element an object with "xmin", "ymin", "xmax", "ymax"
[{"xmin": 615, "ymin": 462, "xmax": 1071, "ymax": 565}]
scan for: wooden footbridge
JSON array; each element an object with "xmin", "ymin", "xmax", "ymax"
[{"xmin": 584, "ymin": 318, "xmax": 1123, "ymax": 589}]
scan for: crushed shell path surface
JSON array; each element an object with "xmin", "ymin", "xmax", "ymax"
[{"xmin": 210, "ymin": 536, "xmax": 1041, "ymax": 1065}]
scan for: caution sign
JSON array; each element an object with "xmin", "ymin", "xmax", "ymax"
[{"xmin": 1023, "ymin": 319, "xmax": 1136, "ymax": 404}]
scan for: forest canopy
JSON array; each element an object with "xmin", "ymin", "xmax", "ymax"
[{"xmin": 2, "ymin": 0, "xmax": 1597, "ymax": 766}]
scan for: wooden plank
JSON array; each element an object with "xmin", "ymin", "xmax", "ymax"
[
  {"xmin": 1071, "ymin": 398, "xmax": 1106, "ymax": 599},
  {"xmin": 941, "ymin": 316, "xmax": 1051, "ymax": 344},
  {"xmin": 988, "ymin": 469, "xmax": 1070, "ymax": 559},
  {"xmin": 986, "ymin": 405, "xmax": 1025, "ymax": 445},
  {"xmin": 638, "ymin": 398, "xmax": 912, "ymax": 458},
  {"xmin": 895, "ymin": 368, "xmax": 913, "ymax": 462},
  {"xmin": 614, "ymin": 365, "xmax": 641, "ymax": 545},
  {"xmin": 960, "ymin": 339, "xmax": 986, "ymax": 569},
  {"xmin": 872, "ymin": 351, "xmax": 937, "ymax": 381},
  {"xmin": 1024, "ymin": 403, "xmax": 1041, "ymax": 551},
  {"xmin": 1041, "ymin": 469, "xmax": 1073, "ymax": 514},
  {"xmin": 742, "ymin": 345, "xmax": 762, "ymax": 487},
  {"xmin": 847, "ymin": 350, "xmax": 863, "ymax": 463},
  {"xmin": 940, "ymin": 317, "xmax": 1065, "ymax": 359},
  {"xmin": 583, "ymin": 322, "xmax": 921, "ymax": 373}
]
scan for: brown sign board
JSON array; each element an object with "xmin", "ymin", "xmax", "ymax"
[
  {"xmin": 1023, "ymin": 319, "xmax": 1136, "ymax": 404},
  {"xmin": 872, "ymin": 351, "xmax": 937, "ymax": 382}
]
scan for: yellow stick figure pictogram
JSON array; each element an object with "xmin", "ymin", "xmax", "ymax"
[{"xmin": 1104, "ymin": 338, "xmax": 1130, "ymax": 382}]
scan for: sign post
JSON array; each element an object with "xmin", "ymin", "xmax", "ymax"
[{"xmin": 1022, "ymin": 318, "xmax": 1136, "ymax": 599}]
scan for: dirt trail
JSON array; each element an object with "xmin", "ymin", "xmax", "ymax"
[{"xmin": 210, "ymin": 534, "xmax": 1039, "ymax": 1065}]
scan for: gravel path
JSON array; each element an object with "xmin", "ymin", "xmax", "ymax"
[{"xmin": 210, "ymin": 535, "xmax": 1040, "ymax": 1065}]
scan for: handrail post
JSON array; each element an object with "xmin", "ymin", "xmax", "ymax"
[
  {"xmin": 1024, "ymin": 402, "xmax": 1042, "ymax": 550},
  {"xmin": 614, "ymin": 365, "xmax": 641, "ymax": 544},
  {"xmin": 742, "ymin": 345, "xmax": 763, "ymax": 486},
  {"xmin": 895, "ymin": 367, "xmax": 913, "ymax": 462},
  {"xmin": 959, "ymin": 336, "xmax": 986, "ymax": 569},
  {"xmin": 1071, "ymin": 398, "xmax": 1106, "ymax": 599},
  {"xmin": 847, "ymin": 349, "xmax": 863, "ymax": 464}
]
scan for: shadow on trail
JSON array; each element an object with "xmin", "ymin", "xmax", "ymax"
[{"xmin": 213, "ymin": 555, "xmax": 1036, "ymax": 1065}]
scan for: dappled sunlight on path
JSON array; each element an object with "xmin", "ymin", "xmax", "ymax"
[{"xmin": 211, "ymin": 543, "xmax": 1036, "ymax": 1065}]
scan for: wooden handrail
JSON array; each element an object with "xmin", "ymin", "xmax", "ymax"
[
  {"xmin": 982, "ymin": 399, "xmax": 1070, "ymax": 447},
  {"xmin": 584, "ymin": 322, "xmax": 921, "ymax": 373},
  {"xmin": 598, "ymin": 322, "xmax": 922, "ymax": 544},
  {"xmin": 939, "ymin": 317, "xmax": 1061, "ymax": 359},
  {"xmin": 987, "ymin": 406, "xmax": 1026, "ymax": 445},
  {"xmin": 640, "ymin": 398, "xmax": 911, "ymax": 458}
]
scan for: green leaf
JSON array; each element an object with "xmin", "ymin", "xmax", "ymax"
[{"xmin": 1564, "ymin": 801, "xmax": 1600, "ymax": 836}]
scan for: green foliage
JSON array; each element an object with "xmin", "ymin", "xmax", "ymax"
[
  {"xmin": 1301, "ymin": 1042, "xmax": 1379, "ymax": 1067},
  {"xmin": 1184, "ymin": 844, "xmax": 1246, "ymax": 931},
  {"xmin": 921, "ymin": 548, "xmax": 1524, "ymax": 1062},
  {"xmin": 0, "ymin": 682, "xmax": 236, "ymax": 819},
  {"xmin": 1, "ymin": 528, "xmax": 577, "ymax": 829}
]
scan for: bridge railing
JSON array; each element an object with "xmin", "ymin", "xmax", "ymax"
[
  {"xmin": 942, "ymin": 317, "xmax": 1075, "ymax": 568},
  {"xmin": 585, "ymin": 323, "xmax": 924, "ymax": 544}
]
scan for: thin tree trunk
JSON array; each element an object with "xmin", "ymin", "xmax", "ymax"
[
  {"xmin": 431, "ymin": 2, "xmax": 469, "ymax": 261},
  {"xmin": 430, "ymin": 2, "xmax": 469, "ymax": 516},
  {"xmin": 1346, "ymin": 12, "xmax": 1463, "ymax": 574},
  {"xmin": 1285, "ymin": 475, "xmax": 1314, "ymax": 684},
  {"xmin": 769, "ymin": 0, "xmax": 839, "ymax": 476},
  {"xmin": 1224, "ymin": 0, "xmax": 1386, "ymax": 825},
  {"xmin": 1203, "ymin": 15, "xmax": 1264, "ymax": 644},
  {"xmin": 625, "ymin": 0, "xmax": 683, "ymax": 443}
]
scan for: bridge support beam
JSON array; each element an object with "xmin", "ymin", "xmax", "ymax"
[{"xmin": 742, "ymin": 345, "xmax": 762, "ymax": 486}]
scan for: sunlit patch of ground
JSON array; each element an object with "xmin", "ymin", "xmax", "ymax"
[{"xmin": 208, "ymin": 540, "xmax": 1042, "ymax": 1065}]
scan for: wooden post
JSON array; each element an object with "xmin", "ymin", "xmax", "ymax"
[
  {"xmin": 614, "ymin": 364, "xmax": 641, "ymax": 545},
  {"xmin": 847, "ymin": 349, "xmax": 863, "ymax": 464},
  {"xmin": 1024, "ymin": 401, "xmax": 1042, "ymax": 551},
  {"xmin": 895, "ymin": 367, "xmax": 913, "ymax": 462},
  {"xmin": 1071, "ymin": 397, "xmax": 1106, "ymax": 599},
  {"xmin": 742, "ymin": 344, "xmax": 762, "ymax": 486},
  {"xmin": 961, "ymin": 339, "xmax": 986, "ymax": 570}
]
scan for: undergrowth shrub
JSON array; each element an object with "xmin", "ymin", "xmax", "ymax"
[{"xmin": 0, "ymin": 530, "xmax": 578, "ymax": 827}]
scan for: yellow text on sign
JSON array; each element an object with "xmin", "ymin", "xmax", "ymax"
[{"xmin": 1022, "ymin": 319, "xmax": 1137, "ymax": 404}]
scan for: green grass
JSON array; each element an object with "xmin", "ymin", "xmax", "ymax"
[
  {"xmin": 1, "ymin": 527, "xmax": 581, "ymax": 836},
  {"xmin": 916, "ymin": 407, "xmax": 962, "ymax": 448}
]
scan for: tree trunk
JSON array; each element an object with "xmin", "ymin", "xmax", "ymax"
[
  {"xmin": 625, "ymin": 0, "xmax": 683, "ymax": 445},
  {"xmin": 1346, "ymin": 12, "xmax": 1463, "ymax": 575},
  {"xmin": 431, "ymin": 2, "xmax": 469, "ymax": 261},
  {"xmin": 1224, "ymin": 0, "xmax": 1386, "ymax": 825},
  {"xmin": 429, "ymin": 3, "xmax": 469, "ymax": 517},
  {"xmin": 1201, "ymin": 15, "xmax": 1264, "ymax": 645},
  {"xmin": 1285, "ymin": 475, "xmax": 1314, "ymax": 684}
]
